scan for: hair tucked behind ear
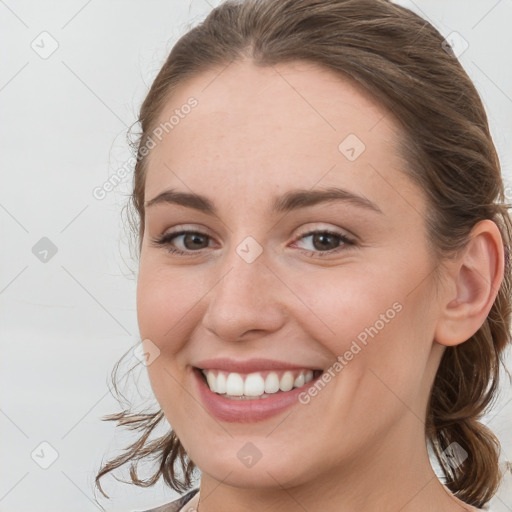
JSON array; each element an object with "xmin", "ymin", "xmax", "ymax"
[{"xmin": 95, "ymin": 0, "xmax": 512, "ymax": 507}]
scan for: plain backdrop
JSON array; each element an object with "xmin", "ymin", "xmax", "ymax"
[{"xmin": 1, "ymin": 1, "xmax": 511, "ymax": 511}]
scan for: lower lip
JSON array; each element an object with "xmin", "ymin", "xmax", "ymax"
[{"xmin": 193, "ymin": 368, "xmax": 321, "ymax": 423}]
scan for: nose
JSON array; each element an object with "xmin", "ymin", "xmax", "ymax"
[{"xmin": 200, "ymin": 243, "xmax": 288, "ymax": 343}]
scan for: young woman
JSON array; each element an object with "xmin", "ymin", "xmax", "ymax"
[{"xmin": 95, "ymin": 1, "xmax": 512, "ymax": 511}]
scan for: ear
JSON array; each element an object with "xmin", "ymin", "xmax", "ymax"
[{"xmin": 434, "ymin": 219, "xmax": 505, "ymax": 347}]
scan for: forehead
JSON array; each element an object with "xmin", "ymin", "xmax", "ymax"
[{"xmin": 144, "ymin": 59, "xmax": 424, "ymax": 217}]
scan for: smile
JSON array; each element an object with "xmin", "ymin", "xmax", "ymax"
[
  {"xmin": 192, "ymin": 362, "xmax": 325, "ymax": 423},
  {"xmin": 199, "ymin": 369, "xmax": 322, "ymax": 399}
]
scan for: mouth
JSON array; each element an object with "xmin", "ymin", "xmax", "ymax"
[{"xmin": 195, "ymin": 367, "xmax": 324, "ymax": 400}]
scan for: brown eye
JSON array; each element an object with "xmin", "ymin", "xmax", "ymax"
[
  {"xmin": 180, "ymin": 232, "xmax": 209, "ymax": 250},
  {"xmin": 310, "ymin": 232, "xmax": 341, "ymax": 251},
  {"xmin": 293, "ymin": 229, "xmax": 355, "ymax": 258},
  {"xmin": 152, "ymin": 230, "xmax": 212, "ymax": 255}
]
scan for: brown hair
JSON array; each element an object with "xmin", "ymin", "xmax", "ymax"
[{"xmin": 95, "ymin": 0, "xmax": 512, "ymax": 508}]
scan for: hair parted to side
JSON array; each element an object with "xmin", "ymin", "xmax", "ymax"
[{"xmin": 95, "ymin": 0, "xmax": 512, "ymax": 508}]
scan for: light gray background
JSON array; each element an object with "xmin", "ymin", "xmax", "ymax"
[{"xmin": 1, "ymin": 1, "xmax": 511, "ymax": 511}]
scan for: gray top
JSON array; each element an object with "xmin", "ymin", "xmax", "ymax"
[{"xmin": 135, "ymin": 488, "xmax": 199, "ymax": 512}]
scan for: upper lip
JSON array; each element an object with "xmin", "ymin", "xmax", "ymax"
[{"xmin": 194, "ymin": 358, "xmax": 322, "ymax": 373}]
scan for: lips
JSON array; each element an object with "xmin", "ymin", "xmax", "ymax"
[
  {"xmin": 192, "ymin": 358, "xmax": 324, "ymax": 422},
  {"xmin": 195, "ymin": 357, "xmax": 321, "ymax": 373}
]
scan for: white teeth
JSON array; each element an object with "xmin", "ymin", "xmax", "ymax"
[
  {"xmin": 206, "ymin": 371, "xmax": 216, "ymax": 391},
  {"xmin": 226, "ymin": 373, "xmax": 244, "ymax": 396},
  {"xmin": 279, "ymin": 371, "xmax": 294, "ymax": 392},
  {"xmin": 264, "ymin": 372, "xmax": 280, "ymax": 393},
  {"xmin": 202, "ymin": 369, "xmax": 319, "ymax": 398},
  {"xmin": 244, "ymin": 373, "xmax": 265, "ymax": 396},
  {"xmin": 217, "ymin": 372, "xmax": 227, "ymax": 394},
  {"xmin": 293, "ymin": 373, "xmax": 305, "ymax": 388}
]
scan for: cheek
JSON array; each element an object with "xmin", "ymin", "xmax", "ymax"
[
  {"xmin": 292, "ymin": 265, "xmax": 405, "ymax": 351},
  {"xmin": 295, "ymin": 262, "xmax": 436, "ymax": 394},
  {"xmin": 135, "ymin": 262, "xmax": 205, "ymax": 414},
  {"xmin": 294, "ymin": 281, "xmax": 436, "ymax": 448},
  {"xmin": 136, "ymin": 262, "xmax": 201, "ymax": 350}
]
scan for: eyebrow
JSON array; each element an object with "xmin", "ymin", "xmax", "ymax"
[{"xmin": 145, "ymin": 187, "xmax": 382, "ymax": 215}]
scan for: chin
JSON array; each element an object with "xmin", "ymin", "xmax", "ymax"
[
  {"xmin": 189, "ymin": 442, "xmax": 317, "ymax": 490},
  {"xmin": 201, "ymin": 462, "xmax": 305, "ymax": 489}
]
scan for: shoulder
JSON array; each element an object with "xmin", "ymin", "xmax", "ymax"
[{"xmin": 133, "ymin": 488, "xmax": 199, "ymax": 512}]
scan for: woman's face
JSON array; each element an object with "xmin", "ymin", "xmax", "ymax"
[{"xmin": 137, "ymin": 60, "xmax": 447, "ymax": 488}]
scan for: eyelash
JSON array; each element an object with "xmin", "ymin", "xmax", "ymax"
[{"xmin": 151, "ymin": 228, "xmax": 355, "ymax": 258}]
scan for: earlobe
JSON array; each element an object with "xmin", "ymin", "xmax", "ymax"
[{"xmin": 434, "ymin": 219, "xmax": 505, "ymax": 347}]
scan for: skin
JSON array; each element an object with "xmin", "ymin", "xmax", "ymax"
[{"xmin": 136, "ymin": 60, "xmax": 504, "ymax": 511}]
